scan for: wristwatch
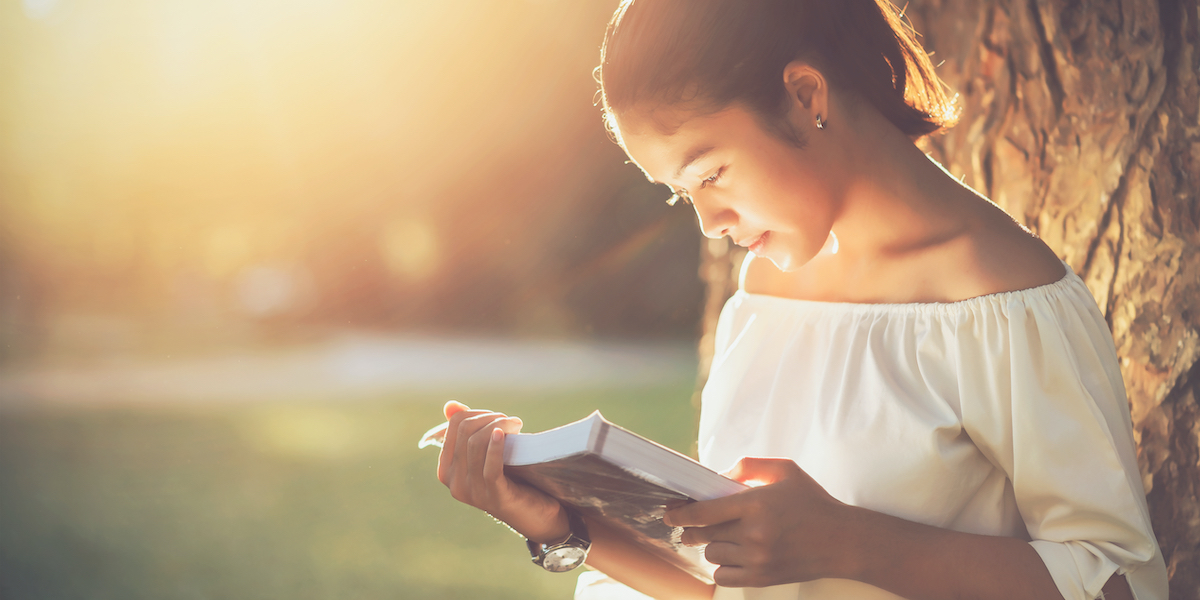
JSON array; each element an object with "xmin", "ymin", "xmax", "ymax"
[{"xmin": 527, "ymin": 509, "xmax": 591, "ymax": 572}]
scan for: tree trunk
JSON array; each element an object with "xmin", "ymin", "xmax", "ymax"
[
  {"xmin": 693, "ymin": 238, "xmax": 744, "ymax": 402},
  {"xmin": 694, "ymin": 0, "xmax": 1200, "ymax": 595}
]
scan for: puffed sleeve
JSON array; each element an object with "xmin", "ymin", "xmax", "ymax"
[
  {"xmin": 574, "ymin": 570, "xmax": 655, "ymax": 600},
  {"xmin": 956, "ymin": 275, "xmax": 1168, "ymax": 600}
]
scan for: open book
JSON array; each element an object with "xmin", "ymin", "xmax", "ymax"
[{"xmin": 503, "ymin": 411, "xmax": 747, "ymax": 583}]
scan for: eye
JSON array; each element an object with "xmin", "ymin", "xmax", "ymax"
[
  {"xmin": 666, "ymin": 168, "xmax": 723, "ymax": 206},
  {"xmin": 698, "ymin": 168, "xmax": 724, "ymax": 189}
]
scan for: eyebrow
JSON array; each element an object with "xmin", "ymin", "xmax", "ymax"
[{"xmin": 673, "ymin": 145, "xmax": 716, "ymax": 179}]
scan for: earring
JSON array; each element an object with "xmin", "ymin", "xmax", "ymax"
[{"xmin": 815, "ymin": 115, "xmax": 826, "ymax": 130}]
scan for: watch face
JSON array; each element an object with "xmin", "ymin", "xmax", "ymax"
[{"xmin": 543, "ymin": 546, "xmax": 587, "ymax": 573}]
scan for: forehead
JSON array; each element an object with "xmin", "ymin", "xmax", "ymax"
[{"xmin": 615, "ymin": 105, "xmax": 758, "ymax": 185}]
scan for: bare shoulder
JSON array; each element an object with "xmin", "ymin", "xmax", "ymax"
[{"xmin": 948, "ymin": 201, "xmax": 1067, "ymax": 298}]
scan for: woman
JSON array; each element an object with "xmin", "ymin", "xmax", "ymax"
[{"xmin": 436, "ymin": 1, "xmax": 1168, "ymax": 598}]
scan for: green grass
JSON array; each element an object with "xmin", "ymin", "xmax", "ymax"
[{"xmin": 0, "ymin": 384, "xmax": 699, "ymax": 600}]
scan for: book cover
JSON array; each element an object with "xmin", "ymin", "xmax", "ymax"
[{"xmin": 503, "ymin": 412, "xmax": 747, "ymax": 583}]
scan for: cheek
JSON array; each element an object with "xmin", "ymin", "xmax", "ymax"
[
  {"xmin": 768, "ymin": 178, "xmax": 837, "ymax": 255},
  {"xmin": 793, "ymin": 167, "xmax": 842, "ymax": 218},
  {"xmin": 761, "ymin": 178, "xmax": 835, "ymax": 229}
]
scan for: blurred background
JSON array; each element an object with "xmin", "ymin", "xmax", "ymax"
[{"xmin": 0, "ymin": 0, "xmax": 706, "ymax": 598}]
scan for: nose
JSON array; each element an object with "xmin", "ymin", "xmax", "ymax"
[{"xmin": 692, "ymin": 201, "xmax": 736, "ymax": 240}]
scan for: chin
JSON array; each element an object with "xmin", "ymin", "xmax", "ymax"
[
  {"xmin": 766, "ymin": 255, "xmax": 797, "ymax": 272},
  {"xmin": 764, "ymin": 247, "xmax": 821, "ymax": 273}
]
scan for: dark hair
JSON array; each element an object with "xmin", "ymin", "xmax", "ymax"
[{"xmin": 597, "ymin": 0, "xmax": 958, "ymax": 141}]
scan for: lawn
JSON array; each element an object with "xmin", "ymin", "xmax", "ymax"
[{"xmin": 0, "ymin": 383, "xmax": 699, "ymax": 600}]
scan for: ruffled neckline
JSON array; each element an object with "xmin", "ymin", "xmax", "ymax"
[{"xmin": 733, "ymin": 261, "xmax": 1079, "ymax": 316}]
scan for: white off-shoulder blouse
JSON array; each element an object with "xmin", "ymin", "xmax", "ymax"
[
  {"xmin": 697, "ymin": 265, "xmax": 1167, "ymax": 600},
  {"xmin": 576, "ymin": 265, "xmax": 1167, "ymax": 600}
]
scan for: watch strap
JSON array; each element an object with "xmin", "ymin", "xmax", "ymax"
[{"xmin": 527, "ymin": 509, "xmax": 591, "ymax": 572}]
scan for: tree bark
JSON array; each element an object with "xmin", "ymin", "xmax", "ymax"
[
  {"xmin": 694, "ymin": 1, "xmax": 1200, "ymax": 595},
  {"xmin": 693, "ymin": 238, "xmax": 744, "ymax": 398}
]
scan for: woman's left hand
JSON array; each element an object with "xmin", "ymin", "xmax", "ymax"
[{"xmin": 663, "ymin": 457, "xmax": 859, "ymax": 588}]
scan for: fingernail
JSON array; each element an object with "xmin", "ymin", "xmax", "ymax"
[{"xmin": 492, "ymin": 428, "xmax": 503, "ymax": 442}]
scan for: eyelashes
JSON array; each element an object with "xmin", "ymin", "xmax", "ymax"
[
  {"xmin": 665, "ymin": 168, "xmax": 724, "ymax": 207},
  {"xmin": 699, "ymin": 168, "xmax": 723, "ymax": 189}
]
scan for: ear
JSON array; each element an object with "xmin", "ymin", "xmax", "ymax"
[{"xmin": 782, "ymin": 61, "xmax": 828, "ymax": 123}]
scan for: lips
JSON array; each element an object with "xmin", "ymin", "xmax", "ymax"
[{"xmin": 737, "ymin": 232, "xmax": 769, "ymax": 255}]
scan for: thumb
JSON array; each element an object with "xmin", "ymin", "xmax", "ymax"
[{"xmin": 724, "ymin": 457, "xmax": 796, "ymax": 486}]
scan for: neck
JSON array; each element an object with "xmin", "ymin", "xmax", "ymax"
[{"xmin": 823, "ymin": 106, "xmax": 977, "ymax": 269}]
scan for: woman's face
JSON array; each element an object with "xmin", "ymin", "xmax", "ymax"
[{"xmin": 617, "ymin": 104, "xmax": 844, "ymax": 272}]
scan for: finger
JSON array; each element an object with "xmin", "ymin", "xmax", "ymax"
[
  {"xmin": 665, "ymin": 499, "xmax": 691, "ymax": 511},
  {"xmin": 438, "ymin": 409, "xmax": 501, "ymax": 484},
  {"xmin": 437, "ymin": 408, "xmax": 479, "ymax": 483},
  {"xmin": 702, "ymin": 540, "xmax": 743, "ymax": 567},
  {"xmin": 679, "ymin": 520, "xmax": 741, "ymax": 546},
  {"xmin": 457, "ymin": 412, "xmax": 506, "ymax": 474},
  {"xmin": 481, "ymin": 417, "xmax": 524, "ymax": 491},
  {"xmin": 712, "ymin": 565, "xmax": 752, "ymax": 588},
  {"xmin": 443, "ymin": 400, "xmax": 469, "ymax": 420},
  {"xmin": 442, "ymin": 403, "xmax": 489, "ymax": 460},
  {"xmin": 664, "ymin": 493, "xmax": 746, "ymax": 528},
  {"xmin": 724, "ymin": 456, "xmax": 796, "ymax": 486},
  {"xmin": 439, "ymin": 407, "xmax": 485, "ymax": 463},
  {"xmin": 463, "ymin": 414, "xmax": 514, "ymax": 494}
]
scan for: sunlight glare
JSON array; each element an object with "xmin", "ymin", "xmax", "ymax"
[
  {"xmin": 22, "ymin": 0, "xmax": 57, "ymax": 20},
  {"xmin": 380, "ymin": 218, "xmax": 440, "ymax": 283}
]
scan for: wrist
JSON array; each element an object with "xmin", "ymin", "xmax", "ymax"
[
  {"xmin": 520, "ymin": 503, "xmax": 571, "ymax": 545},
  {"xmin": 834, "ymin": 504, "xmax": 877, "ymax": 582},
  {"xmin": 527, "ymin": 508, "xmax": 591, "ymax": 573},
  {"xmin": 839, "ymin": 504, "xmax": 953, "ymax": 589}
]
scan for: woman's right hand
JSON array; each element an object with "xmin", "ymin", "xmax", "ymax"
[{"xmin": 436, "ymin": 400, "xmax": 569, "ymax": 543}]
